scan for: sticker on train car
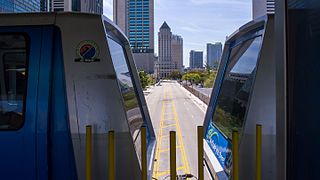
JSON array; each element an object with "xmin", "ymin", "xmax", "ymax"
[
  {"xmin": 206, "ymin": 123, "xmax": 232, "ymax": 176},
  {"xmin": 75, "ymin": 40, "xmax": 100, "ymax": 63}
]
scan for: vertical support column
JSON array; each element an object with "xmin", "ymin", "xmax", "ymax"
[
  {"xmin": 255, "ymin": 125, "xmax": 262, "ymax": 180},
  {"xmin": 170, "ymin": 131, "xmax": 176, "ymax": 180},
  {"xmin": 141, "ymin": 126, "xmax": 147, "ymax": 180},
  {"xmin": 109, "ymin": 131, "xmax": 115, "ymax": 180},
  {"xmin": 232, "ymin": 131, "xmax": 239, "ymax": 180},
  {"xmin": 198, "ymin": 126, "xmax": 204, "ymax": 180},
  {"xmin": 86, "ymin": 125, "xmax": 92, "ymax": 180}
]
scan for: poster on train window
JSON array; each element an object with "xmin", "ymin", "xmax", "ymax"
[{"xmin": 205, "ymin": 123, "xmax": 232, "ymax": 176}]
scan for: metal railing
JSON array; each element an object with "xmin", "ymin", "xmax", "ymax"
[{"xmin": 84, "ymin": 124, "xmax": 262, "ymax": 180}]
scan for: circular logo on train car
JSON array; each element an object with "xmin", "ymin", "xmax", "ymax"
[{"xmin": 75, "ymin": 40, "xmax": 100, "ymax": 63}]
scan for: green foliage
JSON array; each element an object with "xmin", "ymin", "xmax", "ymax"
[
  {"xmin": 182, "ymin": 70, "xmax": 206, "ymax": 85},
  {"xmin": 147, "ymin": 74, "xmax": 156, "ymax": 85},
  {"xmin": 162, "ymin": 76, "xmax": 167, "ymax": 80},
  {"xmin": 204, "ymin": 71, "xmax": 217, "ymax": 88},
  {"xmin": 138, "ymin": 70, "xmax": 148, "ymax": 89},
  {"xmin": 122, "ymin": 91, "xmax": 139, "ymax": 110},
  {"xmin": 213, "ymin": 61, "xmax": 220, "ymax": 70},
  {"xmin": 168, "ymin": 70, "xmax": 183, "ymax": 80},
  {"xmin": 204, "ymin": 63, "xmax": 212, "ymax": 75}
]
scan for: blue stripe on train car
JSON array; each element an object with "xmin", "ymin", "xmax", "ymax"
[
  {"xmin": 49, "ymin": 27, "xmax": 77, "ymax": 179},
  {"xmin": 0, "ymin": 27, "xmax": 42, "ymax": 179}
]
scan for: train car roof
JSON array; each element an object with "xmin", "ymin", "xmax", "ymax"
[
  {"xmin": 0, "ymin": 12, "xmax": 128, "ymax": 42},
  {"xmin": 225, "ymin": 15, "xmax": 269, "ymax": 44}
]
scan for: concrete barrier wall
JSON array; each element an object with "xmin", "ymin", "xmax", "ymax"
[{"xmin": 183, "ymin": 85, "xmax": 210, "ymax": 105}]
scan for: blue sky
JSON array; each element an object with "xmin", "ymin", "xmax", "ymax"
[{"xmin": 103, "ymin": 0, "xmax": 252, "ymax": 67}]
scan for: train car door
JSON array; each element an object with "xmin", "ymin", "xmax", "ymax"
[{"xmin": 0, "ymin": 27, "xmax": 53, "ymax": 179}]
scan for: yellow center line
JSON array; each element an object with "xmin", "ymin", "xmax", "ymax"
[
  {"xmin": 154, "ymin": 86, "xmax": 169, "ymax": 178},
  {"xmin": 157, "ymin": 166, "xmax": 185, "ymax": 177},
  {"xmin": 161, "ymin": 134, "xmax": 170, "ymax": 138},
  {"xmin": 164, "ymin": 112, "xmax": 174, "ymax": 115},
  {"xmin": 162, "ymin": 124, "xmax": 176, "ymax": 128},
  {"xmin": 153, "ymin": 101, "xmax": 165, "ymax": 178},
  {"xmin": 163, "ymin": 117, "xmax": 175, "ymax": 121},
  {"xmin": 154, "ymin": 86, "xmax": 190, "ymax": 179},
  {"xmin": 170, "ymin": 87, "xmax": 191, "ymax": 175},
  {"xmin": 160, "ymin": 146, "xmax": 181, "ymax": 153}
]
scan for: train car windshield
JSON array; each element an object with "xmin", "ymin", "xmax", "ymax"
[
  {"xmin": 107, "ymin": 38, "xmax": 144, "ymax": 159},
  {"xmin": 211, "ymin": 36, "xmax": 262, "ymax": 139}
]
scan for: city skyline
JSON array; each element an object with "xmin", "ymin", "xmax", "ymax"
[{"xmin": 103, "ymin": 0, "xmax": 251, "ymax": 67}]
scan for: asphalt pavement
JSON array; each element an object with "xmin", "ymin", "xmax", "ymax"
[{"xmin": 144, "ymin": 80, "xmax": 212, "ymax": 180}]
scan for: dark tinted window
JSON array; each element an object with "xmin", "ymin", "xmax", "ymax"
[
  {"xmin": 107, "ymin": 38, "xmax": 144, "ymax": 157},
  {"xmin": 211, "ymin": 37, "xmax": 262, "ymax": 139},
  {"xmin": 0, "ymin": 34, "xmax": 28, "ymax": 130},
  {"xmin": 286, "ymin": 0, "xmax": 320, "ymax": 179}
]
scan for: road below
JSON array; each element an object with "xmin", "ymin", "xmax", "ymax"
[{"xmin": 145, "ymin": 80, "xmax": 211, "ymax": 180}]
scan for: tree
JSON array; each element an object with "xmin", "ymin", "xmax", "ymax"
[
  {"xmin": 213, "ymin": 61, "xmax": 220, "ymax": 70},
  {"xmin": 204, "ymin": 63, "xmax": 212, "ymax": 75},
  {"xmin": 169, "ymin": 70, "xmax": 183, "ymax": 80},
  {"xmin": 138, "ymin": 70, "xmax": 148, "ymax": 89},
  {"xmin": 204, "ymin": 71, "xmax": 217, "ymax": 88}
]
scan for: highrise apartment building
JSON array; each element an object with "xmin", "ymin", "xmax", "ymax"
[
  {"xmin": 0, "ymin": 0, "xmax": 41, "ymax": 12},
  {"xmin": 189, "ymin": 50, "xmax": 203, "ymax": 69},
  {"xmin": 252, "ymin": 0, "xmax": 274, "ymax": 19},
  {"xmin": 172, "ymin": 35, "xmax": 183, "ymax": 71},
  {"xmin": 114, "ymin": 0, "xmax": 154, "ymax": 73},
  {"xmin": 207, "ymin": 42, "xmax": 222, "ymax": 68}
]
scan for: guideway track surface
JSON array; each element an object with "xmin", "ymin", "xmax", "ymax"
[
  {"xmin": 145, "ymin": 81, "xmax": 211, "ymax": 180},
  {"xmin": 153, "ymin": 86, "xmax": 190, "ymax": 179}
]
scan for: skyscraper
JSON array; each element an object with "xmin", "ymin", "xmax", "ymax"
[
  {"xmin": 114, "ymin": 0, "xmax": 154, "ymax": 73},
  {"xmin": 0, "ymin": 0, "xmax": 41, "ymax": 12},
  {"xmin": 155, "ymin": 21, "xmax": 177, "ymax": 78},
  {"xmin": 189, "ymin": 50, "xmax": 203, "ymax": 69},
  {"xmin": 207, "ymin": 42, "xmax": 222, "ymax": 68},
  {"xmin": 45, "ymin": 0, "xmax": 102, "ymax": 13},
  {"xmin": 252, "ymin": 0, "xmax": 274, "ymax": 19},
  {"xmin": 172, "ymin": 35, "xmax": 183, "ymax": 71},
  {"xmin": 48, "ymin": 0, "xmax": 72, "ymax": 11},
  {"xmin": 158, "ymin": 22, "xmax": 172, "ymax": 62}
]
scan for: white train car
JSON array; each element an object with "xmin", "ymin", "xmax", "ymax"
[{"xmin": 0, "ymin": 12, "xmax": 156, "ymax": 180}]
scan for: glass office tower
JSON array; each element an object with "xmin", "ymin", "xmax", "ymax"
[
  {"xmin": 114, "ymin": 0, "xmax": 154, "ymax": 74},
  {"xmin": 189, "ymin": 50, "xmax": 203, "ymax": 68},
  {"xmin": 0, "ymin": 0, "xmax": 41, "ymax": 12}
]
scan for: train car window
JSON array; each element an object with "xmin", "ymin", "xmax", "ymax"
[
  {"xmin": 107, "ymin": 38, "xmax": 144, "ymax": 158},
  {"xmin": 211, "ymin": 36, "xmax": 262, "ymax": 139},
  {"xmin": 0, "ymin": 34, "xmax": 28, "ymax": 130}
]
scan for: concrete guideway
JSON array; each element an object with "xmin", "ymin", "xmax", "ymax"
[{"xmin": 144, "ymin": 80, "xmax": 211, "ymax": 180}]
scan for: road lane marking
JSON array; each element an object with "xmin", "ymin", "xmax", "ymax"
[
  {"xmin": 162, "ymin": 124, "xmax": 176, "ymax": 128},
  {"xmin": 170, "ymin": 87, "xmax": 191, "ymax": 175},
  {"xmin": 160, "ymin": 146, "xmax": 181, "ymax": 153},
  {"xmin": 157, "ymin": 166, "xmax": 185, "ymax": 177},
  {"xmin": 153, "ymin": 101, "xmax": 165, "ymax": 178},
  {"xmin": 161, "ymin": 134, "xmax": 170, "ymax": 138},
  {"xmin": 154, "ymin": 86, "xmax": 190, "ymax": 179},
  {"xmin": 163, "ymin": 117, "xmax": 175, "ymax": 121}
]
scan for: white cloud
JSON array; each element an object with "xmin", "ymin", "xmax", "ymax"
[{"xmin": 181, "ymin": 26, "xmax": 202, "ymax": 33}]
